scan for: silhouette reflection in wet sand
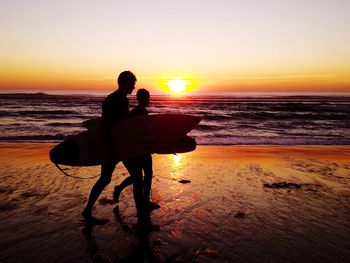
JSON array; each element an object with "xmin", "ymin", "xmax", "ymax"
[{"xmin": 82, "ymin": 206, "xmax": 160, "ymax": 262}]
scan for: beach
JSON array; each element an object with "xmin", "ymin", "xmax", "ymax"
[{"xmin": 0, "ymin": 143, "xmax": 350, "ymax": 262}]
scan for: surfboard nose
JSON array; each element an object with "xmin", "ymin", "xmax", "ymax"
[
  {"xmin": 164, "ymin": 114, "xmax": 201, "ymax": 130},
  {"xmin": 181, "ymin": 114, "xmax": 201, "ymax": 133},
  {"xmin": 191, "ymin": 115, "xmax": 201, "ymax": 126}
]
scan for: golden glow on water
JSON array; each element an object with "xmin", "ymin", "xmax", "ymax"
[
  {"xmin": 172, "ymin": 154, "xmax": 182, "ymax": 166},
  {"xmin": 167, "ymin": 154, "xmax": 184, "ymax": 181},
  {"xmin": 1, "ymin": 143, "xmax": 350, "ymax": 262}
]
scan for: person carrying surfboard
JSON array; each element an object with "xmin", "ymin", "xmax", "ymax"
[
  {"xmin": 82, "ymin": 71, "xmax": 137, "ymax": 221},
  {"xmin": 113, "ymin": 89, "xmax": 161, "ymax": 213}
]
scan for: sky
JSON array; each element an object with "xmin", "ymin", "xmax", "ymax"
[{"xmin": 1, "ymin": 0, "xmax": 350, "ymax": 93}]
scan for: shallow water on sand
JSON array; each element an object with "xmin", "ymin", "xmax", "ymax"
[{"xmin": 0, "ymin": 144, "xmax": 350, "ymax": 262}]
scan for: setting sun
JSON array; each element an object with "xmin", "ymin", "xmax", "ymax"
[{"xmin": 166, "ymin": 79, "xmax": 189, "ymax": 94}]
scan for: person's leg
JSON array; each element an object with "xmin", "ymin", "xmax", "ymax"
[
  {"xmin": 82, "ymin": 162, "xmax": 116, "ymax": 218},
  {"xmin": 113, "ymin": 175, "xmax": 133, "ymax": 203},
  {"xmin": 133, "ymin": 168, "xmax": 147, "ymax": 220},
  {"xmin": 143, "ymin": 155, "xmax": 160, "ymax": 211},
  {"xmin": 143, "ymin": 155, "xmax": 153, "ymax": 203},
  {"xmin": 124, "ymin": 159, "xmax": 148, "ymax": 222}
]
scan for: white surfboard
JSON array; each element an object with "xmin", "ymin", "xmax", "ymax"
[{"xmin": 50, "ymin": 114, "xmax": 200, "ymax": 166}]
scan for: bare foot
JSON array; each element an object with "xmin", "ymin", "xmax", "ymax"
[
  {"xmin": 82, "ymin": 209, "xmax": 109, "ymax": 225},
  {"xmin": 146, "ymin": 201, "xmax": 160, "ymax": 212}
]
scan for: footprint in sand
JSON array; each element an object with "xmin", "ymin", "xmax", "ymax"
[
  {"xmin": 291, "ymin": 160, "xmax": 337, "ymax": 177},
  {"xmin": 263, "ymin": 182, "xmax": 322, "ymax": 192}
]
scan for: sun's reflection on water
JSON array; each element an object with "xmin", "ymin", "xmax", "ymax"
[
  {"xmin": 168, "ymin": 154, "xmax": 184, "ymax": 181},
  {"xmin": 172, "ymin": 154, "xmax": 182, "ymax": 166}
]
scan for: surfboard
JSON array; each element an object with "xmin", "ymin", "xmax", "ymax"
[
  {"xmin": 82, "ymin": 117, "xmax": 196, "ymax": 154},
  {"xmin": 50, "ymin": 114, "xmax": 200, "ymax": 166},
  {"xmin": 82, "ymin": 117, "xmax": 101, "ymax": 129}
]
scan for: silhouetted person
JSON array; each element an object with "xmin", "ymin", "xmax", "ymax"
[
  {"xmin": 82, "ymin": 71, "xmax": 136, "ymax": 220},
  {"xmin": 113, "ymin": 89, "xmax": 160, "ymax": 216}
]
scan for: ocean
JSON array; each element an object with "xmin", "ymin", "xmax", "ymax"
[{"xmin": 0, "ymin": 92, "xmax": 349, "ymax": 145}]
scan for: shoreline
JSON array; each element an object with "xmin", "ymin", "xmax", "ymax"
[
  {"xmin": 1, "ymin": 142, "xmax": 349, "ymax": 162},
  {"xmin": 1, "ymin": 141, "xmax": 350, "ymax": 151}
]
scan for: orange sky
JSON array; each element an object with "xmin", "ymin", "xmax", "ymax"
[{"xmin": 1, "ymin": 0, "xmax": 350, "ymax": 93}]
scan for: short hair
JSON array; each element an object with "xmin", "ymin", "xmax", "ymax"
[
  {"xmin": 136, "ymin": 88, "xmax": 150, "ymax": 100},
  {"xmin": 117, "ymin": 71, "xmax": 137, "ymax": 86}
]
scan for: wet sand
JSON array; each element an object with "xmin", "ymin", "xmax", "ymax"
[{"xmin": 0, "ymin": 143, "xmax": 350, "ymax": 262}]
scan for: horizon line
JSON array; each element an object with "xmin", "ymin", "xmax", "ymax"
[{"xmin": 1, "ymin": 89, "xmax": 350, "ymax": 97}]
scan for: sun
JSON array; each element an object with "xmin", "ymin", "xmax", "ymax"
[{"xmin": 166, "ymin": 79, "xmax": 189, "ymax": 94}]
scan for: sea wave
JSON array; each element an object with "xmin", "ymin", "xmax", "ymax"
[
  {"xmin": 1, "ymin": 92, "xmax": 349, "ymax": 145},
  {"xmin": 0, "ymin": 134, "xmax": 66, "ymax": 142}
]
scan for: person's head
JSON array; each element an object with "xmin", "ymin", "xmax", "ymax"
[
  {"xmin": 136, "ymin": 88, "xmax": 150, "ymax": 108},
  {"xmin": 117, "ymin": 71, "xmax": 137, "ymax": 94}
]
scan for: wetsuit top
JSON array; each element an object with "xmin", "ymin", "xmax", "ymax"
[
  {"xmin": 102, "ymin": 90, "xmax": 129, "ymax": 121},
  {"xmin": 101, "ymin": 90, "xmax": 129, "ymax": 144},
  {"xmin": 124, "ymin": 106, "xmax": 151, "ymax": 164}
]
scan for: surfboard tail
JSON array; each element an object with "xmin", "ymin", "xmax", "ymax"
[{"xmin": 50, "ymin": 138, "xmax": 80, "ymax": 166}]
